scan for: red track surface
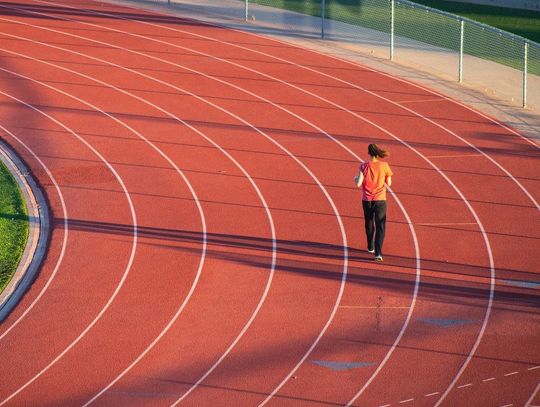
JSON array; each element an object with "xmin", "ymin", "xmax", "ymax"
[{"xmin": 0, "ymin": 1, "xmax": 538, "ymax": 406}]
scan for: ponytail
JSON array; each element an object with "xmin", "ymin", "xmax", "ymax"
[{"xmin": 368, "ymin": 143, "xmax": 389, "ymax": 159}]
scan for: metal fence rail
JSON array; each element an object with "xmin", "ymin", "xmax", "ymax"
[{"xmin": 160, "ymin": 0, "xmax": 539, "ymax": 109}]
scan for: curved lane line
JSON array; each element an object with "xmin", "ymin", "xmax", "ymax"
[
  {"xmin": 0, "ymin": 5, "xmax": 419, "ymax": 403},
  {"xmin": 52, "ymin": 9, "xmax": 499, "ymax": 403},
  {"xmin": 0, "ymin": 125, "xmax": 68, "ymax": 339},
  {"xmin": 24, "ymin": 8, "xmax": 485, "ymax": 404},
  {"xmin": 0, "ymin": 49, "xmax": 217, "ymax": 401},
  {"xmin": 0, "ymin": 88, "xmax": 139, "ymax": 406},
  {"xmin": 0, "ymin": 8, "xmax": 351, "ymax": 404},
  {"xmin": 525, "ymin": 381, "xmax": 540, "ymax": 407},
  {"xmin": 103, "ymin": 10, "xmax": 538, "ymax": 210},
  {"xmin": 0, "ymin": 33, "xmax": 278, "ymax": 404}
]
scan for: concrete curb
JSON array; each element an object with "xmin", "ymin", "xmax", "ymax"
[{"xmin": 0, "ymin": 139, "xmax": 50, "ymax": 322}]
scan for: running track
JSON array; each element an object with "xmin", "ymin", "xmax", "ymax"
[{"xmin": 0, "ymin": 1, "xmax": 538, "ymax": 406}]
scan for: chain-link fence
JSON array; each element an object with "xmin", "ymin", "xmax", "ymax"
[{"xmin": 159, "ymin": 0, "xmax": 539, "ymax": 109}]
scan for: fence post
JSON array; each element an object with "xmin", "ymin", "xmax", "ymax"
[
  {"xmin": 458, "ymin": 18, "xmax": 464, "ymax": 83},
  {"xmin": 523, "ymin": 40, "xmax": 528, "ymax": 108},
  {"xmin": 321, "ymin": 0, "xmax": 326, "ymax": 39},
  {"xmin": 390, "ymin": 0, "xmax": 395, "ymax": 61}
]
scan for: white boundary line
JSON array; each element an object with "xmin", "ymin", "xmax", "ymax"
[
  {"xmin": 0, "ymin": 125, "xmax": 67, "ymax": 336},
  {"xmin": 0, "ymin": 2, "xmax": 500, "ymax": 406},
  {"xmin": 0, "ymin": 46, "xmax": 221, "ymax": 404},
  {"xmin": 0, "ymin": 29, "xmax": 278, "ymax": 406},
  {"xmin": 0, "ymin": 88, "xmax": 139, "ymax": 406},
  {"xmin": 27, "ymin": 5, "xmax": 491, "ymax": 405},
  {"xmin": 0, "ymin": 7, "xmax": 355, "ymax": 405},
  {"xmin": 526, "ymin": 381, "xmax": 540, "ymax": 407},
  {"xmin": 11, "ymin": 3, "xmax": 506, "ymax": 405}
]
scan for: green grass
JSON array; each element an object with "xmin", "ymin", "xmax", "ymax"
[
  {"xmin": 409, "ymin": 0, "xmax": 540, "ymax": 43},
  {"xmin": 0, "ymin": 161, "xmax": 29, "ymax": 294}
]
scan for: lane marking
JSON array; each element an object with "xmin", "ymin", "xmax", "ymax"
[
  {"xmin": 397, "ymin": 98, "xmax": 445, "ymax": 104},
  {"xmin": 483, "ymin": 377, "xmax": 496, "ymax": 382},
  {"xmin": 504, "ymin": 371, "xmax": 519, "ymax": 377},
  {"xmin": 399, "ymin": 399, "xmax": 414, "ymax": 404},
  {"xmin": 0, "ymin": 126, "xmax": 68, "ymax": 340},
  {"xmin": 339, "ymin": 306, "xmax": 411, "ymax": 309},
  {"xmin": 416, "ymin": 222, "xmax": 477, "ymax": 226},
  {"xmin": 4, "ymin": 3, "xmax": 506, "ymax": 407},
  {"xmin": 425, "ymin": 392, "xmax": 440, "ymax": 397},
  {"xmin": 425, "ymin": 154, "xmax": 484, "ymax": 159},
  {"xmin": 0, "ymin": 39, "xmax": 277, "ymax": 407},
  {"xmin": 526, "ymin": 381, "xmax": 540, "ymax": 407},
  {"xmin": 528, "ymin": 366, "xmax": 540, "ymax": 371},
  {"xmin": 0, "ymin": 15, "xmax": 414, "ymax": 407},
  {"xmin": 3, "ymin": 7, "xmax": 418, "ymax": 407},
  {"xmin": 311, "ymin": 360, "xmax": 375, "ymax": 371},
  {"xmin": 457, "ymin": 383, "xmax": 473, "ymax": 389},
  {"xmin": 0, "ymin": 89, "xmax": 140, "ymax": 407}
]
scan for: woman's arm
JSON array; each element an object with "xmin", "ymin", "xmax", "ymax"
[
  {"xmin": 386, "ymin": 176, "xmax": 392, "ymax": 187},
  {"xmin": 355, "ymin": 171, "xmax": 364, "ymax": 187}
]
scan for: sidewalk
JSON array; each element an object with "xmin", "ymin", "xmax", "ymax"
[{"xmin": 106, "ymin": 0, "xmax": 540, "ymax": 143}]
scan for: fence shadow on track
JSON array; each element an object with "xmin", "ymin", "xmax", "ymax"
[{"xmin": 59, "ymin": 217, "xmax": 540, "ymax": 313}]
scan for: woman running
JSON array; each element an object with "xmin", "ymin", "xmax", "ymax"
[{"xmin": 355, "ymin": 144, "xmax": 393, "ymax": 261}]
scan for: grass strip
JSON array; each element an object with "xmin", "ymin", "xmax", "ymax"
[
  {"xmin": 0, "ymin": 160, "xmax": 29, "ymax": 294},
  {"xmin": 409, "ymin": 0, "xmax": 540, "ymax": 43}
]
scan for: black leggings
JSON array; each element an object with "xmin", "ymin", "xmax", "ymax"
[{"xmin": 362, "ymin": 200, "xmax": 387, "ymax": 256}]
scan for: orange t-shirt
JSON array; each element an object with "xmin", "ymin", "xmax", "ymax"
[{"xmin": 360, "ymin": 161, "xmax": 393, "ymax": 201}]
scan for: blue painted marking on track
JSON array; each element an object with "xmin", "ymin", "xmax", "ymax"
[
  {"xmin": 502, "ymin": 279, "xmax": 540, "ymax": 289},
  {"xmin": 311, "ymin": 360, "xmax": 375, "ymax": 371},
  {"xmin": 417, "ymin": 318, "xmax": 476, "ymax": 328}
]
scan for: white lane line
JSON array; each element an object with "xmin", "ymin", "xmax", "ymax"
[
  {"xmin": 483, "ymin": 377, "xmax": 496, "ymax": 382},
  {"xmin": 0, "ymin": 89, "xmax": 139, "ymax": 406},
  {"xmin": 529, "ymin": 366, "xmax": 540, "ymax": 371},
  {"xmin": 525, "ymin": 381, "xmax": 540, "ymax": 407},
  {"xmin": 399, "ymin": 398, "xmax": 414, "ymax": 404},
  {"xmin": 425, "ymin": 392, "xmax": 440, "ymax": 397},
  {"xmin": 0, "ymin": 125, "xmax": 68, "ymax": 339},
  {"xmin": 0, "ymin": 41, "xmax": 224, "ymax": 405},
  {"xmin": 62, "ymin": 14, "xmax": 531, "ymax": 404},
  {"xmin": 457, "ymin": 383, "xmax": 473, "ymax": 389},
  {"xmin": 339, "ymin": 306, "xmax": 411, "ymax": 309},
  {"xmin": 416, "ymin": 222, "xmax": 477, "ymax": 226},
  {"xmin": 0, "ymin": 21, "xmax": 345, "ymax": 407},
  {"xmin": 12, "ymin": 5, "xmax": 494, "ymax": 407},
  {"xmin": 19, "ymin": 5, "xmax": 418, "ymax": 406},
  {"xmin": 2, "ymin": 4, "xmax": 418, "ymax": 405},
  {"xmin": 425, "ymin": 154, "xmax": 484, "ymax": 159},
  {"xmin": 19, "ymin": 8, "xmax": 499, "ymax": 404},
  {"xmin": 501, "ymin": 404, "xmax": 514, "ymax": 407},
  {"xmin": 504, "ymin": 371, "xmax": 519, "ymax": 377}
]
